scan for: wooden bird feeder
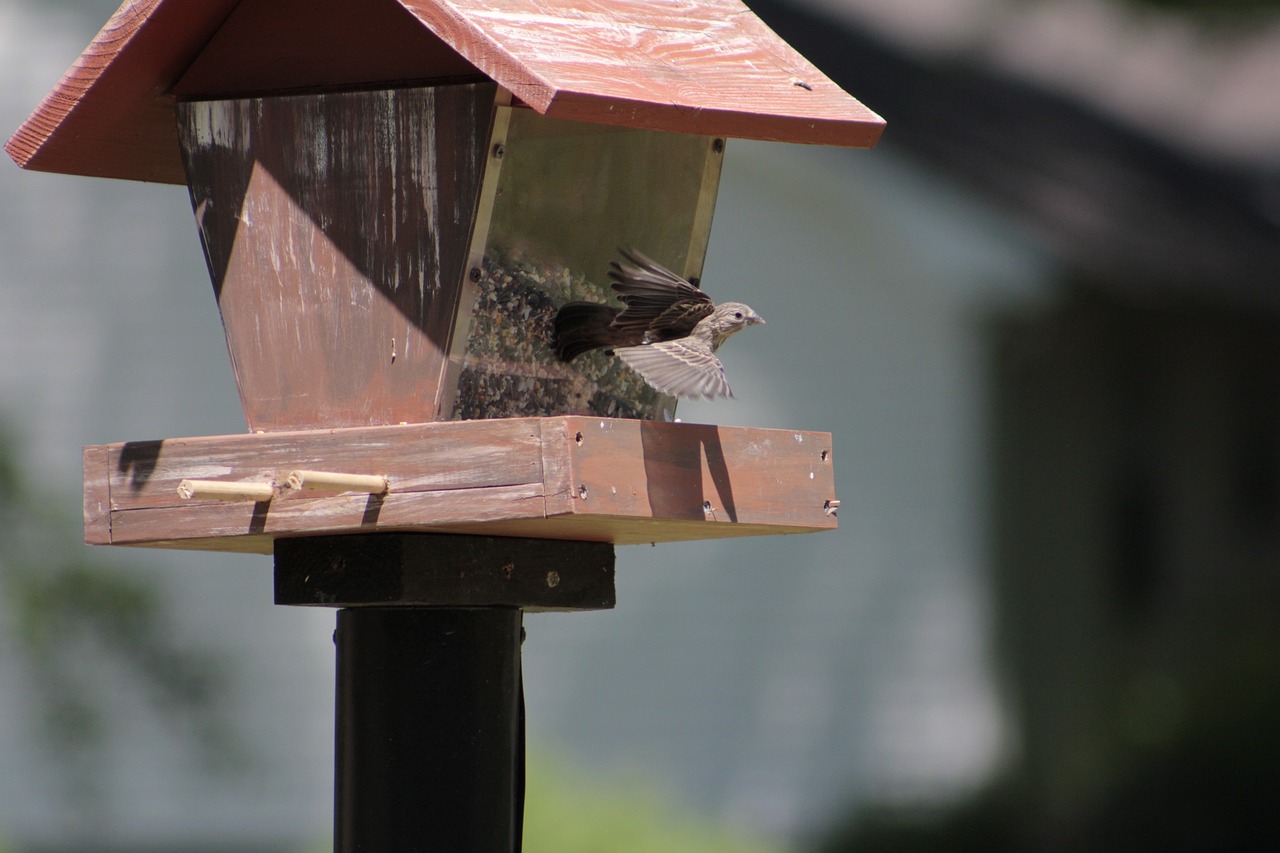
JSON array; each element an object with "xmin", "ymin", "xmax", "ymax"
[{"xmin": 9, "ymin": 0, "xmax": 881, "ymax": 848}]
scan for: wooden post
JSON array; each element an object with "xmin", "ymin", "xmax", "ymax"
[
  {"xmin": 277, "ymin": 533, "xmax": 614, "ymax": 850},
  {"xmin": 334, "ymin": 607, "xmax": 523, "ymax": 852}
]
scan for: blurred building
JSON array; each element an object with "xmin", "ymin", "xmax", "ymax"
[
  {"xmin": 2, "ymin": 0, "xmax": 1279, "ymax": 850},
  {"xmin": 746, "ymin": 0, "xmax": 1280, "ymax": 848}
]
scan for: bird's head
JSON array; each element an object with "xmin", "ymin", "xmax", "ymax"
[{"xmin": 707, "ymin": 301, "xmax": 765, "ymax": 346}]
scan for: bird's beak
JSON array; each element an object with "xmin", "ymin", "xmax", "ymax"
[{"xmin": 750, "ymin": 313, "xmax": 765, "ymax": 326}]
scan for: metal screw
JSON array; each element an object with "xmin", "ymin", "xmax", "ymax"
[
  {"xmin": 469, "ymin": 267, "xmax": 482, "ymax": 282},
  {"xmin": 546, "ymin": 571, "xmax": 560, "ymax": 588},
  {"xmin": 493, "ymin": 142, "xmax": 505, "ymax": 159}
]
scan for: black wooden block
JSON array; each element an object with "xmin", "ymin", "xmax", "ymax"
[{"xmin": 274, "ymin": 533, "xmax": 615, "ymax": 611}]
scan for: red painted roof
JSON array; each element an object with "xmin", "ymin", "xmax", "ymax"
[{"xmin": 6, "ymin": 0, "xmax": 883, "ymax": 184}]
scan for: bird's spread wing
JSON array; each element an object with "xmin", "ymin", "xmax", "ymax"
[
  {"xmin": 615, "ymin": 339, "xmax": 733, "ymax": 399},
  {"xmin": 608, "ymin": 249, "xmax": 713, "ymax": 336}
]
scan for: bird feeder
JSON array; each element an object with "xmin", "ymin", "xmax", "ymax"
[{"xmin": 8, "ymin": 0, "xmax": 882, "ymax": 848}]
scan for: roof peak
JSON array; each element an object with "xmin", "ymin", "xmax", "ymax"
[{"xmin": 8, "ymin": 0, "xmax": 883, "ymax": 184}]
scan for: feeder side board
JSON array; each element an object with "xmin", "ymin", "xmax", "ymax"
[
  {"xmin": 83, "ymin": 417, "xmax": 838, "ymax": 553},
  {"xmin": 177, "ymin": 83, "xmax": 497, "ymax": 432},
  {"xmin": 83, "ymin": 443, "xmax": 112, "ymax": 546},
  {"xmin": 86, "ymin": 418, "xmax": 546, "ymax": 550},
  {"xmin": 564, "ymin": 417, "xmax": 830, "ymax": 527}
]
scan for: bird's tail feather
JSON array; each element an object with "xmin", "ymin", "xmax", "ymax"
[{"xmin": 553, "ymin": 302, "xmax": 624, "ymax": 361}]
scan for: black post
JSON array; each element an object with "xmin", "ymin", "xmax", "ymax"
[
  {"xmin": 334, "ymin": 607, "xmax": 523, "ymax": 852},
  {"xmin": 274, "ymin": 533, "xmax": 615, "ymax": 851}
]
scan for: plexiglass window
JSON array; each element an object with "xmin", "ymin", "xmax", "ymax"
[{"xmin": 444, "ymin": 107, "xmax": 723, "ymax": 421}]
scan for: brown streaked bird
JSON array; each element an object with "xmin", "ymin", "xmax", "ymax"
[{"xmin": 552, "ymin": 249, "xmax": 765, "ymax": 399}]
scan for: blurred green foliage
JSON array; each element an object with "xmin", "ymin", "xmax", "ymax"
[
  {"xmin": 0, "ymin": 421, "xmax": 237, "ymax": 808},
  {"xmin": 523, "ymin": 751, "xmax": 787, "ymax": 853},
  {"xmin": 295, "ymin": 748, "xmax": 785, "ymax": 853}
]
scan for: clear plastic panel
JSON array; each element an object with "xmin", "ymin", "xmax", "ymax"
[{"xmin": 446, "ymin": 107, "xmax": 722, "ymax": 421}]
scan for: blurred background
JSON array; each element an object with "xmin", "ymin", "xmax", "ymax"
[{"xmin": 3, "ymin": 0, "xmax": 1280, "ymax": 850}]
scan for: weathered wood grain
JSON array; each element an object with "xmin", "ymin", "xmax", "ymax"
[
  {"xmin": 8, "ymin": 0, "xmax": 882, "ymax": 184},
  {"xmin": 538, "ymin": 411, "xmax": 578, "ymax": 518},
  {"xmin": 112, "ymin": 483, "xmax": 548, "ymax": 548},
  {"xmin": 177, "ymin": 84, "xmax": 493, "ymax": 430},
  {"xmin": 555, "ymin": 416, "xmax": 836, "ymax": 530},
  {"xmin": 84, "ymin": 417, "xmax": 837, "ymax": 552},
  {"xmin": 83, "ymin": 444, "xmax": 112, "ymax": 545},
  {"xmin": 104, "ymin": 419, "xmax": 543, "ymax": 507},
  {"xmin": 5, "ymin": 0, "xmax": 238, "ymax": 183},
  {"xmin": 402, "ymin": 0, "xmax": 885, "ymax": 146}
]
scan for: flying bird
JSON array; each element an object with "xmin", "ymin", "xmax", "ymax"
[{"xmin": 552, "ymin": 249, "xmax": 764, "ymax": 399}]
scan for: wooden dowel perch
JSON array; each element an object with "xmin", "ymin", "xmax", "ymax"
[
  {"xmin": 287, "ymin": 470, "xmax": 389, "ymax": 495},
  {"xmin": 177, "ymin": 479, "xmax": 275, "ymax": 501}
]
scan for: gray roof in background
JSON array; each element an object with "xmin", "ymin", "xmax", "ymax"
[{"xmin": 754, "ymin": 0, "xmax": 1280, "ymax": 304}]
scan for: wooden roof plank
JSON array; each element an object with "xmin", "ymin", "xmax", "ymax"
[
  {"xmin": 8, "ymin": 0, "xmax": 882, "ymax": 183},
  {"xmin": 402, "ymin": 0, "xmax": 884, "ymax": 145},
  {"xmin": 6, "ymin": 0, "xmax": 240, "ymax": 183}
]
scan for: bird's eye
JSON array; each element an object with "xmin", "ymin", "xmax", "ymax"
[{"xmin": 734, "ymin": 311, "xmax": 743, "ymax": 320}]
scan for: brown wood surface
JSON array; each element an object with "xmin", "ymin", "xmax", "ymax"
[
  {"xmin": 5, "ymin": 0, "xmax": 238, "ymax": 183},
  {"xmin": 274, "ymin": 533, "xmax": 615, "ymax": 610},
  {"xmin": 402, "ymin": 0, "xmax": 885, "ymax": 146},
  {"xmin": 178, "ymin": 84, "xmax": 494, "ymax": 431},
  {"xmin": 8, "ymin": 0, "xmax": 882, "ymax": 184},
  {"xmin": 83, "ymin": 444, "xmax": 113, "ymax": 545},
  {"xmin": 84, "ymin": 417, "xmax": 837, "ymax": 553},
  {"xmin": 173, "ymin": 0, "xmax": 482, "ymax": 98},
  {"xmin": 561, "ymin": 416, "xmax": 835, "ymax": 529}
]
